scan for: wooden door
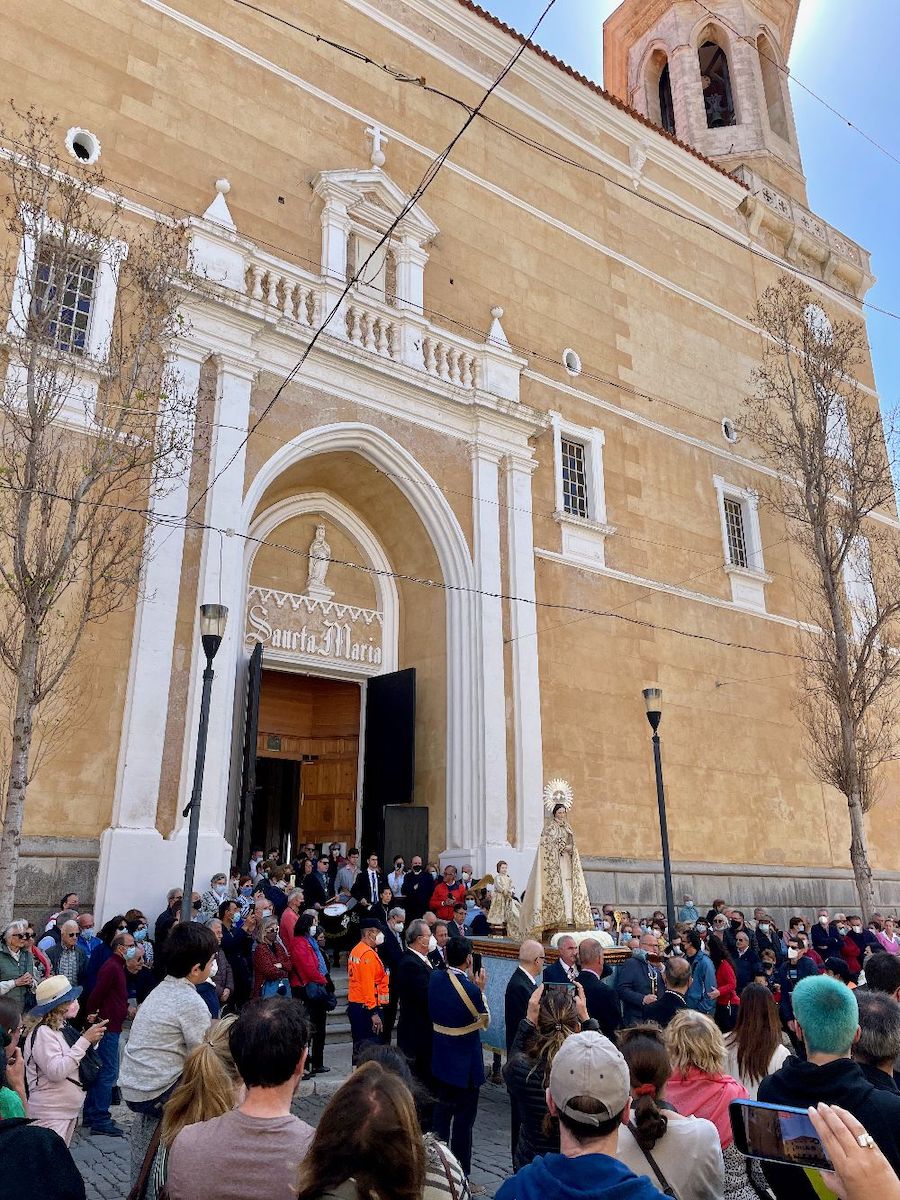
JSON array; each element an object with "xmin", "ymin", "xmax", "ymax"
[{"xmin": 300, "ymin": 750, "xmax": 357, "ymax": 844}]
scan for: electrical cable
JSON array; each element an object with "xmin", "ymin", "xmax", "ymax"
[
  {"xmin": 0, "ymin": 476, "xmax": 810, "ymax": 663},
  {"xmin": 181, "ymin": 0, "xmax": 561, "ymax": 525}
]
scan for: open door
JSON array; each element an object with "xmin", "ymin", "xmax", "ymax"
[
  {"xmin": 360, "ymin": 667, "xmax": 415, "ymax": 859},
  {"xmin": 235, "ymin": 642, "xmax": 263, "ymax": 871}
]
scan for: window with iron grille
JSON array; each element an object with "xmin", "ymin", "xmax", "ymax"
[
  {"xmin": 723, "ymin": 496, "xmax": 748, "ymax": 567},
  {"xmin": 560, "ymin": 436, "xmax": 589, "ymax": 519},
  {"xmin": 33, "ymin": 241, "xmax": 97, "ymax": 354}
]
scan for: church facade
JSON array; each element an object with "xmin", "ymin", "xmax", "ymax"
[{"xmin": 5, "ymin": 0, "xmax": 898, "ymax": 922}]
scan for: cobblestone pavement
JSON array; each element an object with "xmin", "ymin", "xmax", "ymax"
[{"xmin": 72, "ymin": 1072, "xmax": 514, "ymax": 1199}]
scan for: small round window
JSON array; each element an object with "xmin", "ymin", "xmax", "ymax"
[
  {"xmin": 65, "ymin": 127, "xmax": 101, "ymax": 165},
  {"xmin": 563, "ymin": 348, "xmax": 582, "ymax": 376},
  {"xmin": 721, "ymin": 417, "xmax": 739, "ymax": 444}
]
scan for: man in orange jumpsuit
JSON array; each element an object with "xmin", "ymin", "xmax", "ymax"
[{"xmin": 347, "ymin": 918, "xmax": 390, "ymax": 1063}]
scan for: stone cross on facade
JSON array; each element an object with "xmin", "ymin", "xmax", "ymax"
[{"xmin": 366, "ymin": 124, "xmax": 388, "ymax": 168}]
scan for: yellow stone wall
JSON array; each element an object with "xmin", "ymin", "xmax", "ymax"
[{"xmin": 1, "ymin": 0, "xmax": 896, "ymax": 877}]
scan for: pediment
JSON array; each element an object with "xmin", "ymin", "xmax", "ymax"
[{"xmin": 313, "ymin": 167, "xmax": 439, "ymax": 243}]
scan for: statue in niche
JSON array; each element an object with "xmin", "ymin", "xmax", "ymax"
[{"xmin": 305, "ymin": 522, "xmax": 334, "ymax": 600}]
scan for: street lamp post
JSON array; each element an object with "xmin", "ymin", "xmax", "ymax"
[
  {"xmin": 642, "ymin": 686, "xmax": 677, "ymax": 941},
  {"xmin": 181, "ymin": 604, "xmax": 229, "ymax": 924}
]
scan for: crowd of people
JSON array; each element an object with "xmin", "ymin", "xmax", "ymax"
[{"xmin": 4, "ymin": 858, "xmax": 900, "ymax": 1200}]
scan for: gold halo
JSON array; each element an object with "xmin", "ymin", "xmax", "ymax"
[{"xmin": 543, "ymin": 778, "xmax": 574, "ymax": 813}]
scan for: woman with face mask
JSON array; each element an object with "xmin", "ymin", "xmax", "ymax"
[
  {"xmin": 125, "ymin": 909, "xmax": 155, "ymax": 971},
  {"xmin": 287, "ymin": 911, "xmax": 333, "ymax": 1078},
  {"xmin": 23, "ymin": 974, "xmax": 107, "ymax": 1144},
  {"xmin": 251, "ymin": 916, "xmax": 290, "ymax": 1001}
]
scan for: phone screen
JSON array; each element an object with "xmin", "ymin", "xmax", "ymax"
[
  {"xmin": 544, "ymin": 980, "xmax": 576, "ymax": 993},
  {"xmin": 471, "ymin": 952, "xmax": 482, "ymax": 975},
  {"xmin": 730, "ymin": 1100, "xmax": 831, "ymax": 1171}
]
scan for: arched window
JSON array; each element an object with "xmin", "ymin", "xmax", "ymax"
[
  {"xmin": 699, "ymin": 38, "xmax": 735, "ymax": 128},
  {"xmin": 757, "ymin": 33, "xmax": 789, "ymax": 140},
  {"xmin": 659, "ymin": 64, "xmax": 676, "ymax": 134},
  {"xmin": 645, "ymin": 49, "xmax": 676, "ymax": 135}
]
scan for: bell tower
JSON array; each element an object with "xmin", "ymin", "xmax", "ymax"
[{"xmin": 603, "ymin": 0, "xmax": 806, "ymax": 203}]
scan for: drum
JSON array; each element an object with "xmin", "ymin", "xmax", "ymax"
[{"xmin": 321, "ymin": 902, "xmax": 349, "ymax": 937}]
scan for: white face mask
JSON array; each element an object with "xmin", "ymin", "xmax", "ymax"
[
  {"xmin": 427, "ymin": 934, "xmax": 437, "ymax": 953},
  {"xmin": 209, "ymin": 958, "xmax": 219, "ymax": 978},
  {"xmin": 759, "ymin": 924, "xmax": 770, "ymax": 934},
  {"xmin": 375, "ymin": 932, "xmax": 385, "ymax": 946},
  {"xmin": 788, "ymin": 948, "xmax": 799, "ymax": 961},
  {"xmin": 309, "ymin": 925, "xmax": 318, "ymax": 937},
  {"xmin": 852, "ymin": 925, "xmax": 862, "ymax": 933},
  {"xmin": 818, "ymin": 915, "xmax": 828, "ymax": 926},
  {"xmin": 391, "ymin": 921, "xmax": 404, "ymax": 932}
]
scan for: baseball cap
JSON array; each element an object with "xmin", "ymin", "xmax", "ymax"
[{"xmin": 549, "ymin": 1031, "xmax": 630, "ymax": 1126}]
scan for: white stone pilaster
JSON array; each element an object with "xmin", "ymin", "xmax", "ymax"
[
  {"xmin": 110, "ymin": 343, "xmax": 205, "ymax": 829},
  {"xmin": 94, "ymin": 342, "xmax": 206, "ymax": 923},
  {"xmin": 506, "ymin": 454, "xmax": 543, "ymax": 850},
  {"xmin": 178, "ymin": 353, "xmax": 258, "ymax": 842},
  {"xmin": 471, "ymin": 445, "xmax": 508, "ymax": 852}
]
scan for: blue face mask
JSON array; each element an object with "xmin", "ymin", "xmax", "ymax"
[
  {"xmin": 124, "ymin": 946, "xmax": 138, "ymax": 960},
  {"xmin": 241, "ymin": 885, "xmax": 253, "ymax": 896},
  {"xmin": 465, "ymin": 898, "xmax": 475, "ymax": 910},
  {"xmin": 134, "ymin": 928, "xmax": 147, "ymax": 941},
  {"xmin": 81, "ymin": 928, "xmax": 95, "ymax": 940},
  {"xmin": 633, "ymin": 947, "xmax": 648, "ymax": 961}
]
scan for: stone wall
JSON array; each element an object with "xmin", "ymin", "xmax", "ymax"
[
  {"xmin": 584, "ymin": 856, "xmax": 900, "ymax": 929},
  {"xmin": 14, "ymin": 836, "xmax": 99, "ymax": 925}
]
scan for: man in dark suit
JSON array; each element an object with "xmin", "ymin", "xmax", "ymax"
[
  {"xmin": 428, "ymin": 936, "xmax": 489, "ymax": 1176},
  {"xmin": 642, "ymin": 955, "xmax": 690, "ymax": 1028},
  {"xmin": 378, "ymin": 906, "xmax": 406, "ymax": 1041},
  {"xmin": 615, "ymin": 932, "xmax": 663, "ymax": 1024},
  {"xmin": 302, "ymin": 856, "xmax": 332, "ymax": 910},
  {"xmin": 543, "ymin": 934, "xmax": 579, "ymax": 984},
  {"xmin": 351, "ymin": 852, "xmax": 388, "ymax": 912},
  {"xmin": 428, "ymin": 921, "xmax": 449, "ymax": 970},
  {"xmin": 396, "ymin": 918, "xmax": 435, "ymax": 1084},
  {"xmin": 575, "ymin": 938, "xmax": 621, "ymax": 1041},
  {"xmin": 402, "ymin": 855, "xmax": 434, "ymax": 923},
  {"xmin": 504, "ymin": 938, "xmax": 544, "ymax": 1159}
]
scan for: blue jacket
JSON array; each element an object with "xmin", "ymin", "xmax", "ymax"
[
  {"xmin": 685, "ymin": 949, "xmax": 716, "ymax": 1014},
  {"xmin": 496, "ymin": 1151, "xmax": 663, "ymax": 1200},
  {"xmin": 428, "ymin": 968, "xmax": 488, "ymax": 1089}
]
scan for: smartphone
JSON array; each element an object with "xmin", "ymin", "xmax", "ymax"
[
  {"xmin": 471, "ymin": 951, "xmax": 482, "ymax": 975},
  {"xmin": 730, "ymin": 1100, "xmax": 832, "ymax": 1171},
  {"xmin": 544, "ymin": 980, "xmax": 576, "ymax": 993}
]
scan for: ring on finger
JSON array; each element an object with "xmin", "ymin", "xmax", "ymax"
[{"xmin": 856, "ymin": 1133, "xmax": 876, "ymax": 1149}]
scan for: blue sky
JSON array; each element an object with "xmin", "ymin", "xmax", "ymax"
[{"xmin": 480, "ymin": 0, "xmax": 899, "ymax": 406}]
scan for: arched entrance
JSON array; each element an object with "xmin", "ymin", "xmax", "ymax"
[{"xmin": 216, "ymin": 422, "xmax": 479, "ymax": 863}]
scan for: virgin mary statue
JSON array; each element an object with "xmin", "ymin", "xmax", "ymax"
[{"xmin": 519, "ymin": 779, "xmax": 593, "ymax": 938}]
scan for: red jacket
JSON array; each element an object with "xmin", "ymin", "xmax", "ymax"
[
  {"xmin": 90, "ymin": 954, "xmax": 129, "ymax": 1033},
  {"xmin": 252, "ymin": 939, "xmax": 290, "ymax": 998},
  {"xmin": 715, "ymin": 960, "xmax": 739, "ymax": 1008},
  {"xmin": 289, "ymin": 936, "xmax": 327, "ymax": 987},
  {"xmin": 430, "ymin": 881, "xmax": 466, "ymax": 921}
]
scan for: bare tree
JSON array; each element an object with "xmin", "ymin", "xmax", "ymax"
[
  {"xmin": 743, "ymin": 275, "xmax": 900, "ymax": 919},
  {"xmin": 0, "ymin": 107, "xmax": 195, "ymax": 924}
]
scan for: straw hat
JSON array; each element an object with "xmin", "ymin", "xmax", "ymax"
[{"xmin": 30, "ymin": 974, "xmax": 82, "ymax": 1017}]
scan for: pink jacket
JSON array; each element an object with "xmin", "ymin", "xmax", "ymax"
[
  {"xmin": 24, "ymin": 1024, "xmax": 89, "ymax": 1125},
  {"xmin": 666, "ymin": 1066, "xmax": 748, "ymax": 1148},
  {"xmin": 875, "ymin": 930, "xmax": 900, "ymax": 955}
]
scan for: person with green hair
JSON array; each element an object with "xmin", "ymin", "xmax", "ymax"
[{"xmin": 758, "ymin": 974, "xmax": 900, "ymax": 1198}]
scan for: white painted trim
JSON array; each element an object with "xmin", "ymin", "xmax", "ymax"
[
  {"xmin": 534, "ymin": 547, "xmax": 814, "ymax": 633},
  {"xmin": 528, "ymin": 369, "xmax": 899, "ymax": 532},
  {"xmin": 471, "ymin": 448, "xmax": 508, "ymax": 852},
  {"xmin": 713, "ymin": 473, "xmax": 765, "ymax": 571},
  {"xmin": 549, "ymin": 411, "xmax": 609, "ymax": 525},
  {"xmin": 243, "ymin": 490, "xmax": 400, "ymax": 676},
  {"xmin": 140, "ymin": 0, "xmax": 870, "ymax": 348},
  {"xmin": 506, "ymin": 457, "xmax": 544, "ymax": 850}
]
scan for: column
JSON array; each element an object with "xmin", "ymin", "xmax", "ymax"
[
  {"xmin": 177, "ymin": 353, "xmax": 257, "ymax": 855},
  {"xmin": 471, "ymin": 446, "xmax": 508, "ymax": 856},
  {"xmin": 95, "ymin": 341, "xmax": 205, "ymax": 921},
  {"xmin": 110, "ymin": 342, "xmax": 204, "ymax": 827},
  {"xmin": 506, "ymin": 454, "xmax": 544, "ymax": 850}
]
